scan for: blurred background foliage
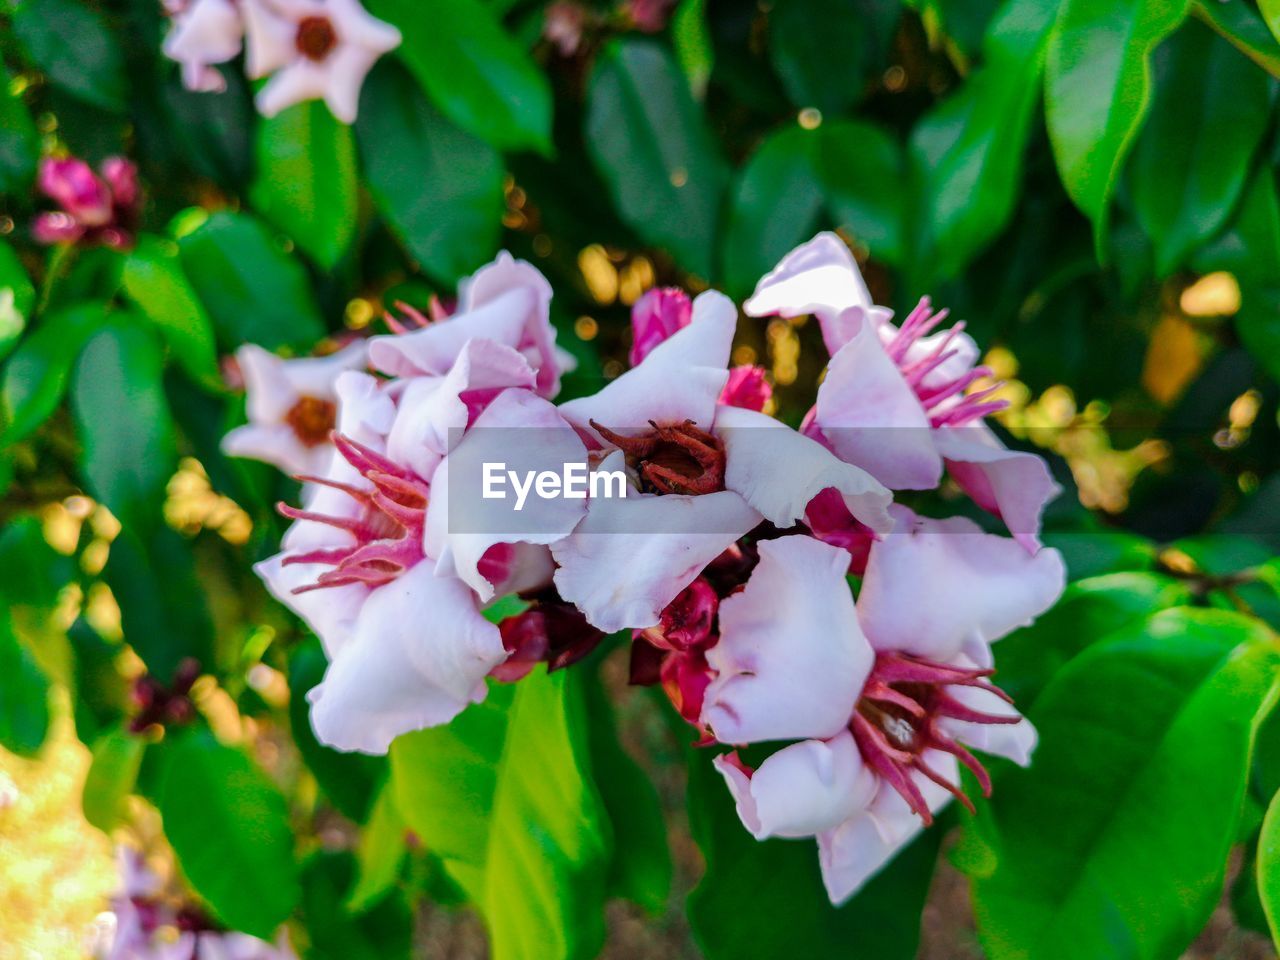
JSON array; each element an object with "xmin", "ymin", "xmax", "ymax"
[{"xmin": 2, "ymin": 0, "xmax": 1280, "ymax": 958}]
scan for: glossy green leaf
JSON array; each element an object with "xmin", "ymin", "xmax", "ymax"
[
  {"xmin": 673, "ymin": 0, "xmax": 713, "ymax": 99},
  {"xmin": 366, "ymin": 0, "xmax": 552, "ymax": 153},
  {"xmin": 0, "ymin": 62, "xmax": 38, "ymax": 194},
  {"xmin": 82, "ymin": 724, "xmax": 145, "ymax": 832},
  {"xmin": 1044, "ymin": 0, "xmax": 1192, "ymax": 251},
  {"xmin": 1259, "ymin": 786, "xmax": 1280, "ymax": 950},
  {"xmin": 1, "ymin": 301, "xmax": 106, "ymax": 446},
  {"xmin": 818, "ymin": 119, "xmax": 906, "ymax": 266},
  {"xmin": 768, "ymin": 0, "xmax": 867, "ymax": 114},
  {"xmin": 121, "ymin": 235, "xmax": 221, "ymax": 389},
  {"xmin": 159, "ymin": 732, "xmax": 300, "ymax": 939},
  {"xmin": 391, "ymin": 671, "xmax": 610, "ymax": 960},
  {"xmin": 1192, "ymin": 0, "xmax": 1280, "ymax": 78},
  {"xmin": 0, "ymin": 607, "xmax": 50, "ymax": 757},
  {"xmin": 72, "ymin": 320, "xmax": 177, "ymax": 530},
  {"xmin": 1260, "ymin": 0, "xmax": 1280, "ymax": 45},
  {"xmin": 12, "ymin": 0, "xmax": 126, "ymax": 111},
  {"xmin": 721, "ymin": 125, "xmax": 825, "ymax": 298},
  {"xmin": 250, "ymin": 101, "xmax": 358, "ymax": 270},
  {"xmin": 687, "ymin": 745, "xmax": 939, "ymax": 959},
  {"xmin": 910, "ymin": 0, "xmax": 1058, "ymax": 282},
  {"xmin": 347, "ymin": 785, "xmax": 408, "ymax": 913},
  {"xmin": 289, "ymin": 639, "xmax": 384, "ymax": 822},
  {"xmin": 301, "ymin": 852, "xmax": 412, "ymax": 960},
  {"xmin": 1130, "ymin": 22, "xmax": 1269, "ymax": 276},
  {"xmin": 356, "ymin": 61, "xmax": 504, "ymax": 285},
  {"xmin": 585, "ymin": 40, "xmax": 728, "ymax": 279},
  {"xmin": 177, "ymin": 211, "xmax": 324, "ymax": 351},
  {"xmin": 972, "ymin": 608, "xmax": 1280, "ymax": 960},
  {"xmin": 0, "ymin": 241, "xmax": 33, "ymax": 361},
  {"xmin": 105, "ymin": 525, "xmax": 215, "ymax": 682}
]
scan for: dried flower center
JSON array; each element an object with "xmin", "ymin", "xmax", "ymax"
[
  {"xmin": 851, "ymin": 652, "xmax": 1021, "ymax": 825},
  {"xmin": 279, "ymin": 434, "xmax": 428, "ymax": 592},
  {"xmin": 589, "ymin": 418, "xmax": 725, "ymax": 495},
  {"xmin": 285, "ymin": 394, "xmax": 337, "ymax": 448},
  {"xmin": 295, "ymin": 15, "xmax": 338, "ymax": 61}
]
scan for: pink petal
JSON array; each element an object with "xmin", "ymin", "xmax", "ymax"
[
  {"xmin": 456, "ymin": 251, "xmax": 560, "ymax": 396},
  {"xmin": 629, "ymin": 286, "xmax": 692, "ymax": 366},
  {"xmin": 38, "ymin": 156, "xmax": 112, "ymax": 225},
  {"xmin": 702, "ymin": 535, "xmax": 872, "ymax": 744},
  {"xmin": 856, "ymin": 506, "xmax": 1066, "ymax": 662},
  {"xmin": 31, "ymin": 212, "xmax": 85, "ymax": 245},
  {"xmin": 718, "ymin": 364, "xmax": 771, "ymax": 411}
]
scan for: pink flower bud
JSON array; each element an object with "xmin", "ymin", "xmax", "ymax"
[
  {"xmin": 100, "ymin": 155, "xmax": 140, "ymax": 210},
  {"xmin": 37, "ymin": 157, "xmax": 112, "ymax": 226},
  {"xmin": 629, "ymin": 286, "xmax": 692, "ymax": 366},
  {"xmin": 719, "ymin": 365, "xmax": 771, "ymax": 412}
]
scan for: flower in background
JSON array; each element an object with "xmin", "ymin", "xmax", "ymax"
[
  {"xmin": 626, "ymin": 0, "xmax": 675, "ymax": 32},
  {"xmin": 747, "ymin": 233, "xmax": 1061, "ymax": 551},
  {"xmin": 702, "ymin": 513, "xmax": 1064, "ymax": 904},
  {"xmin": 245, "ymin": 0, "xmax": 401, "ymax": 123},
  {"xmin": 33, "ymin": 155, "xmax": 140, "ymax": 250},
  {"xmin": 163, "ymin": 0, "xmax": 244, "ymax": 92},
  {"xmin": 221, "ymin": 340, "xmax": 369, "ymax": 478},
  {"xmin": 543, "ymin": 1, "xmax": 587, "ymax": 56}
]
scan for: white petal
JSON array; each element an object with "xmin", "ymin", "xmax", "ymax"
[
  {"xmin": 457, "ymin": 251, "xmax": 560, "ymax": 396},
  {"xmin": 236, "ymin": 344, "xmax": 295, "ymax": 421},
  {"xmin": 326, "ymin": 0, "xmax": 401, "ymax": 52},
  {"xmin": 857, "ymin": 506, "xmax": 1067, "ymax": 661},
  {"xmin": 254, "ymin": 553, "xmax": 367, "ymax": 659},
  {"xmin": 814, "ymin": 319, "xmax": 942, "ymax": 490},
  {"xmin": 424, "ymin": 389, "xmax": 587, "ymax": 600},
  {"xmin": 255, "ymin": 61, "xmax": 328, "ymax": 118},
  {"xmin": 333, "ymin": 368, "xmax": 395, "ymax": 444},
  {"xmin": 319, "ymin": 44, "xmax": 378, "ymax": 123},
  {"xmin": 702, "ymin": 535, "xmax": 871, "ymax": 744},
  {"xmin": 714, "ymin": 731, "xmax": 876, "ymax": 840},
  {"xmin": 307, "ymin": 563, "xmax": 506, "ymax": 754},
  {"xmin": 241, "ymin": 0, "xmax": 296, "ymax": 79},
  {"xmin": 716, "ymin": 404, "xmax": 893, "ymax": 534},
  {"xmin": 551, "ymin": 488, "xmax": 760, "ymax": 632},
  {"xmin": 557, "ymin": 290, "xmax": 734, "ymax": 443},
  {"xmin": 221, "ymin": 423, "xmax": 313, "ymax": 476},
  {"xmin": 939, "ymin": 673, "xmax": 1038, "ymax": 766},
  {"xmin": 934, "ymin": 424, "xmax": 1061, "ymax": 553},
  {"xmin": 368, "ymin": 289, "xmax": 535, "ymax": 378}
]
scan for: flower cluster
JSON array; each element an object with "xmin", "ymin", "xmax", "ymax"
[
  {"xmin": 227, "ymin": 234, "xmax": 1065, "ymax": 903},
  {"xmin": 98, "ymin": 848, "xmax": 296, "ymax": 960},
  {"xmin": 162, "ymin": 0, "xmax": 400, "ymax": 123},
  {"xmin": 33, "ymin": 155, "xmax": 140, "ymax": 250}
]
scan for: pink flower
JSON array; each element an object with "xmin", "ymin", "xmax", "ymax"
[
  {"xmin": 701, "ymin": 511, "xmax": 1064, "ymax": 903},
  {"xmin": 550, "ymin": 290, "xmax": 892, "ymax": 632},
  {"xmin": 746, "ymin": 233, "xmax": 1060, "ymax": 551},
  {"xmin": 627, "ymin": 0, "xmax": 675, "ymax": 32},
  {"xmin": 244, "ymin": 0, "xmax": 401, "ymax": 123},
  {"xmin": 163, "ymin": 0, "xmax": 244, "ymax": 92},
  {"xmin": 222, "ymin": 341, "xmax": 369, "ymax": 478},
  {"xmin": 629, "ymin": 286, "xmax": 692, "ymax": 366},
  {"xmin": 33, "ymin": 155, "xmax": 140, "ymax": 250}
]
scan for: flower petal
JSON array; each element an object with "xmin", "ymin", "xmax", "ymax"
[
  {"xmin": 457, "ymin": 251, "xmax": 560, "ymax": 396},
  {"xmin": 857, "ymin": 506, "xmax": 1067, "ymax": 661},
  {"xmin": 814, "ymin": 319, "xmax": 942, "ymax": 490},
  {"xmin": 307, "ymin": 562, "xmax": 506, "ymax": 754},
  {"xmin": 716, "ymin": 404, "xmax": 893, "ymax": 534},
  {"xmin": 715, "ymin": 731, "xmax": 876, "ymax": 840},
  {"xmin": 558, "ymin": 290, "xmax": 734, "ymax": 443},
  {"xmin": 551, "ymin": 482, "xmax": 760, "ymax": 632},
  {"xmin": 934, "ymin": 424, "xmax": 1061, "ymax": 552},
  {"xmin": 702, "ymin": 535, "xmax": 872, "ymax": 744}
]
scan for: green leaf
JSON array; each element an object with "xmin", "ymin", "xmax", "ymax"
[
  {"xmin": 720, "ymin": 125, "xmax": 825, "ymax": 298},
  {"xmin": 0, "ymin": 63, "xmax": 38, "ymax": 194},
  {"xmin": 301, "ymin": 852, "xmax": 412, "ymax": 960},
  {"xmin": 12, "ymin": 0, "xmax": 126, "ymax": 111},
  {"xmin": 105, "ymin": 525, "xmax": 215, "ymax": 682},
  {"xmin": 910, "ymin": 0, "xmax": 1058, "ymax": 282},
  {"xmin": 356, "ymin": 61, "xmax": 504, "ymax": 285},
  {"xmin": 994, "ymin": 571, "xmax": 1193, "ymax": 705},
  {"xmin": 0, "ymin": 241, "xmax": 34, "ymax": 361},
  {"xmin": 1192, "ymin": 0, "xmax": 1280, "ymax": 78},
  {"xmin": 972, "ymin": 608, "xmax": 1280, "ymax": 960},
  {"xmin": 1259, "ymin": 787, "xmax": 1280, "ymax": 949},
  {"xmin": 390, "ymin": 671, "xmax": 610, "ymax": 960},
  {"xmin": 585, "ymin": 40, "xmax": 728, "ymax": 280},
  {"xmin": 1130, "ymin": 21, "xmax": 1270, "ymax": 276},
  {"xmin": 1260, "ymin": 0, "xmax": 1280, "ymax": 45},
  {"xmin": 1, "ymin": 301, "xmax": 106, "ymax": 446},
  {"xmin": 250, "ymin": 101, "xmax": 358, "ymax": 270},
  {"xmin": 290, "ymin": 639, "xmax": 384, "ymax": 822},
  {"xmin": 82, "ymin": 724, "xmax": 145, "ymax": 832},
  {"xmin": 818, "ymin": 119, "xmax": 906, "ymax": 266},
  {"xmin": 159, "ymin": 732, "xmax": 300, "ymax": 939},
  {"xmin": 585, "ymin": 675, "xmax": 671, "ymax": 914},
  {"xmin": 121, "ymin": 235, "xmax": 221, "ymax": 390},
  {"xmin": 178, "ymin": 210, "xmax": 325, "ymax": 351},
  {"xmin": 347, "ymin": 785, "xmax": 408, "ymax": 913},
  {"xmin": 686, "ymin": 745, "xmax": 939, "ymax": 959},
  {"xmin": 0, "ymin": 606, "xmax": 50, "ymax": 757},
  {"xmin": 768, "ymin": 0, "xmax": 867, "ymax": 114},
  {"xmin": 72, "ymin": 320, "xmax": 177, "ymax": 530},
  {"xmin": 1044, "ymin": 0, "xmax": 1192, "ymax": 252},
  {"xmin": 672, "ymin": 0, "xmax": 713, "ymax": 100},
  {"xmin": 366, "ymin": 0, "xmax": 552, "ymax": 153}
]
